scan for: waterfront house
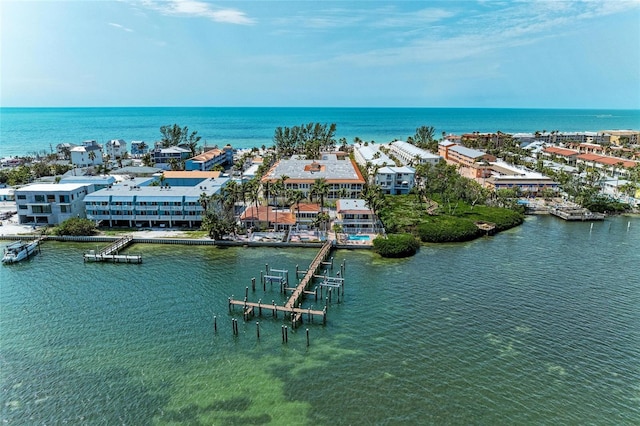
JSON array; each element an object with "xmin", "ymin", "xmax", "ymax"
[
  {"xmin": 291, "ymin": 202, "xmax": 321, "ymax": 229},
  {"xmin": 15, "ymin": 183, "xmax": 94, "ymax": 225},
  {"xmin": 334, "ymin": 199, "xmax": 382, "ymax": 234},
  {"xmin": 239, "ymin": 205, "xmax": 296, "ymax": 231}
]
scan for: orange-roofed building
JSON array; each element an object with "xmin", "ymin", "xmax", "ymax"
[
  {"xmin": 542, "ymin": 146, "xmax": 580, "ymax": 165},
  {"xmin": 239, "ymin": 205, "xmax": 296, "ymax": 230},
  {"xmin": 185, "ymin": 146, "xmax": 233, "ymax": 171},
  {"xmin": 261, "ymin": 155, "xmax": 365, "ymax": 201}
]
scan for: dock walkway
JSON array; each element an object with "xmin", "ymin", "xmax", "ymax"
[
  {"xmin": 228, "ymin": 240, "xmax": 337, "ymax": 327},
  {"xmin": 83, "ymin": 235, "xmax": 142, "ymax": 263}
]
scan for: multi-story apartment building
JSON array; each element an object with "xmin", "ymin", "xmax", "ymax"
[
  {"xmin": 84, "ymin": 177, "xmax": 229, "ymax": 228},
  {"xmin": 388, "ymin": 141, "xmax": 441, "ymax": 166},
  {"xmin": 261, "ymin": 154, "xmax": 366, "ymax": 201},
  {"xmin": 185, "ymin": 146, "xmax": 233, "ymax": 171},
  {"xmin": 15, "ymin": 183, "xmax": 93, "ymax": 225}
]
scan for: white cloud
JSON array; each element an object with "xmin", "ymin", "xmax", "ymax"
[
  {"xmin": 139, "ymin": 0, "xmax": 255, "ymax": 25},
  {"xmin": 108, "ymin": 22, "xmax": 134, "ymax": 32}
]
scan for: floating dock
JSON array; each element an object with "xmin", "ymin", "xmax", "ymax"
[
  {"xmin": 83, "ymin": 235, "xmax": 142, "ymax": 263},
  {"xmin": 550, "ymin": 208, "xmax": 605, "ymax": 221}
]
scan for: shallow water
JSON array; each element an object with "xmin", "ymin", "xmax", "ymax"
[{"xmin": 1, "ymin": 215, "xmax": 639, "ymax": 424}]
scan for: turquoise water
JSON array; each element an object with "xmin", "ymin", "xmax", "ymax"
[
  {"xmin": 1, "ymin": 216, "xmax": 639, "ymax": 424},
  {"xmin": 348, "ymin": 235, "xmax": 371, "ymax": 241},
  {"xmin": 1, "ymin": 107, "xmax": 639, "ymax": 157}
]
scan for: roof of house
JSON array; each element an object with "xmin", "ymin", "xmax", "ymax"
[
  {"xmin": 336, "ymin": 199, "xmax": 372, "ymax": 213},
  {"xmin": 293, "ymin": 202, "xmax": 321, "ymax": 212},
  {"xmin": 239, "ymin": 206, "xmax": 296, "ymax": 225}
]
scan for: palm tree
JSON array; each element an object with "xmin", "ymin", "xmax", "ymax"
[
  {"xmin": 88, "ymin": 150, "xmax": 96, "ymax": 165},
  {"xmin": 199, "ymin": 192, "xmax": 209, "ymax": 212},
  {"xmin": 287, "ymin": 189, "xmax": 305, "ymax": 227},
  {"xmin": 311, "ymin": 178, "xmax": 329, "ymax": 213}
]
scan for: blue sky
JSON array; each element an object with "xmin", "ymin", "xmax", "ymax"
[{"xmin": 1, "ymin": 0, "xmax": 639, "ymax": 108}]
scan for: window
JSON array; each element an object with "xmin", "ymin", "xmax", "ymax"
[
  {"xmin": 35, "ymin": 195, "xmax": 45, "ymax": 202},
  {"xmin": 32, "ymin": 205, "xmax": 52, "ymax": 214},
  {"xmin": 60, "ymin": 205, "xmax": 68, "ymax": 213},
  {"xmin": 17, "ymin": 195, "xmax": 26, "ymax": 200}
]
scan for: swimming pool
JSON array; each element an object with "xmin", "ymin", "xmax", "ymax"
[{"xmin": 348, "ymin": 235, "xmax": 371, "ymax": 241}]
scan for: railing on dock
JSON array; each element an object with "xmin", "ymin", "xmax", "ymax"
[
  {"xmin": 83, "ymin": 235, "xmax": 142, "ymax": 263},
  {"xmin": 550, "ymin": 208, "xmax": 605, "ymax": 221}
]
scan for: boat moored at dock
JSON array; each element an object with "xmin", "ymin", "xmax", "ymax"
[{"xmin": 2, "ymin": 239, "xmax": 40, "ymax": 264}]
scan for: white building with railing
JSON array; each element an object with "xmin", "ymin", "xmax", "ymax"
[
  {"xmin": 15, "ymin": 183, "xmax": 94, "ymax": 225},
  {"xmin": 84, "ymin": 177, "xmax": 229, "ymax": 228}
]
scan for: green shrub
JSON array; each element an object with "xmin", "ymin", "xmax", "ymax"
[
  {"xmin": 417, "ymin": 217, "xmax": 482, "ymax": 242},
  {"xmin": 373, "ymin": 233, "xmax": 420, "ymax": 258},
  {"xmin": 53, "ymin": 218, "xmax": 97, "ymax": 236}
]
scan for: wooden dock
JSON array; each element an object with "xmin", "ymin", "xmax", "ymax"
[
  {"xmin": 83, "ymin": 235, "xmax": 142, "ymax": 263},
  {"xmin": 550, "ymin": 208, "xmax": 605, "ymax": 221},
  {"xmin": 228, "ymin": 240, "xmax": 339, "ymax": 327}
]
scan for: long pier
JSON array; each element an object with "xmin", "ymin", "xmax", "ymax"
[
  {"xmin": 228, "ymin": 240, "xmax": 340, "ymax": 327},
  {"xmin": 83, "ymin": 235, "xmax": 142, "ymax": 263}
]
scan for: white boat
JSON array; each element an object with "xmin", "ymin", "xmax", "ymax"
[{"xmin": 2, "ymin": 240, "xmax": 40, "ymax": 264}]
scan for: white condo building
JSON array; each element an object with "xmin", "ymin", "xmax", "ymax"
[
  {"xmin": 15, "ymin": 183, "xmax": 94, "ymax": 225},
  {"xmin": 388, "ymin": 141, "xmax": 441, "ymax": 166}
]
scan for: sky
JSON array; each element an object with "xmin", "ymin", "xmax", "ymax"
[{"xmin": 1, "ymin": 0, "xmax": 639, "ymax": 108}]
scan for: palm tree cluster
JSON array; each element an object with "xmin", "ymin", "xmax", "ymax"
[
  {"xmin": 273, "ymin": 122, "xmax": 337, "ymax": 159},
  {"xmin": 159, "ymin": 124, "xmax": 202, "ymax": 157}
]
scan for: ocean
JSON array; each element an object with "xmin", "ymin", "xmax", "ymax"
[
  {"xmin": 1, "ymin": 216, "xmax": 639, "ymax": 424},
  {"xmin": 1, "ymin": 107, "xmax": 639, "ymax": 157}
]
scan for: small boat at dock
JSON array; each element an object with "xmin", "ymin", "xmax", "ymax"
[{"xmin": 2, "ymin": 240, "xmax": 40, "ymax": 264}]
